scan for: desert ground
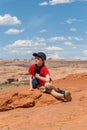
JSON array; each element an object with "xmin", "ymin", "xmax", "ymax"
[{"xmin": 0, "ymin": 59, "xmax": 87, "ymax": 130}]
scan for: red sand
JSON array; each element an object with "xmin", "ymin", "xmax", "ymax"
[{"xmin": 0, "ymin": 72, "xmax": 87, "ymax": 130}]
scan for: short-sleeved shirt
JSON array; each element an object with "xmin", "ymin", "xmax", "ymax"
[{"xmin": 28, "ymin": 64, "xmax": 50, "ymax": 85}]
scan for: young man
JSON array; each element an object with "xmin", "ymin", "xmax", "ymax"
[{"xmin": 28, "ymin": 52, "xmax": 72, "ymax": 102}]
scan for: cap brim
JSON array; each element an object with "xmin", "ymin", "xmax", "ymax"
[{"xmin": 33, "ymin": 53, "xmax": 39, "ymax": 57}]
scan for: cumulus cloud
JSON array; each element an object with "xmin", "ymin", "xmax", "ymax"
[
  {"xmin": 70, "ymin": 27, "xmax": 77, "ymax": 32},
  {"xmin": 3, "ymin": 38, "xmax": 46, "ymax": 55},
  {"xmin": 40, "ymin": 29, "xmax": 47, "ymax": 33},
  {"xmin": 0, "ymin": 14, "xmax": 21, "ymax": 26},
  {"xmin": 39, "ymin": 0, "xmax": 74, "ymax": 6},
  {"xmin": 4, "ymin": 28, "xmax": 24, "ymax": 34},
  {"xmin": 74, "ymin": 37, "xmax": 83, "ymax": 41},
  {"xmin": 49, "ymin": 0, "xmax": 74, "ymax": 5},
  {"xmin": 35, "ymin": 37, "xmax": 46, "ymax": 43},
  {"xmin": 39, "ymin": 1, "xmax": 48, "ymax": 6},
  {"xmin": 2, "ymin": 35, "xmax": 84, "ymax": 59},
  {"xmin": 2, "ymin": 37, "xmax": 63, "ymax": 59},
  {"xmin": 48, "ymin": 53, "xmax": 62, "ymax": 59},
  {"xmin": 48, "ymin": 36, "xmax": 67, "ymax": 42},
  {"xmin": 4, "ymin": 39, "xmax": 46, "ymax": 48},
  {"xmin": 66, "ymin": 18, "xmax": 82, "ymax": 24},
  {"xmin": 64, "ymin": 41, "xmax": 73, "ymax": 46},
  {"xmin": 48, "ymin": 36, "xmax": 83, "ymax": 42},
  {"xmin": 48, "ymin": 36, "xmax": 73, "ymax": 42},
  {"xmin": 64, "ymin": 41, "xmax": 76, "ymax": 48},
  {"xmin": 46, "ymin": 46, "xmax": 63, "ymax": 51},
  {"xmin": 66, "ymin": 18, "xmax": 77, "ymax": 24}
]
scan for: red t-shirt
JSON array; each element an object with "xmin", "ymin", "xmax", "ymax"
[{"xmin": 28, "ymin": 64, "xmax": 50, "ymax": 85}]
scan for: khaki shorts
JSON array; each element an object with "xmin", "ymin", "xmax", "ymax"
[
  {"xmin": 38, "ymin": 86, "xmax": 46, "ymax": 93},
  {"xmin": 38, "ymin": 85, "xmax": 52, "ymax": 93}
]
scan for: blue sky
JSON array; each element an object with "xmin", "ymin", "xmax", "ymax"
[{"xmin": 0, "ymin": 0, "xmax": 87, "ymax": 59}]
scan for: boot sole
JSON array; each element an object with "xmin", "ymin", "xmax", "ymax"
[{"xmin": 64, "ymin": 91, "xmax": 72, "ymax": 102}]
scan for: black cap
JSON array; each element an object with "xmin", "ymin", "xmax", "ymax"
[{"xmin": 33, "ymin": 52, "xmax": 46, "ymax": 60}]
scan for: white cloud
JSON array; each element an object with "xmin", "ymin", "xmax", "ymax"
[
  {"xmin": 64, "ymin": 41, "xmax": 73, "ymax": 46},
  {"xmin": 66, "ymin": 18, "xmax": 77, "ymax": 24},
  {"xmin": 3, "ymin": 40, "xmax": 32, "ymax": 49},
  {"xmin": 3, "ymin": 38, "xmax": 46, "ymax": 55},
  {"xmin": 70, "ymin": 27, "xmax": 77, "ymax": 32},
  {"xmin": 1, "ymin": 35, "xmax": 84, "ymax": 59},
  {"xmin": 49, "ymin": 0, "xmax": 74, "ymax": 5},
  {"xmin": 66, "ymin": 18, "xmax": 82, "ymax": 24},
  {"xmin": 64, "ymin": 41, "xmax": 77, "ymax": 48},
  {"xmin": 3, "ymin": 36, "xmax": 82, "ymax": 56},
  {"xmin": 74, "ymin": 37, "xmax": 83, "ymax": 41},
  {"xmin": 40, "ymin": 29, "xmax": 47, "ymax": 33},
  {"xmin": 4, "ymin": 39, "xmax": 46, "ymax": 48},
  {"xmin": 4, "ymin": 28, "xmax": 24, "ymax": 34},
  {"xmin": 39, "ymin": 0, "xmax": 87, "ymax": 6},
  {"xmin": 48, "ymin": 36, "xmax": 73, "ymax": 42},
  {"xmin": 48, "ymin": 36, "xmax": 67, "ymax": 42},
  {"xmin": 46, "ymin": 46, "xmax": 63, "ymax": 51},
  {"xmin": 2, "ymin": 37, "xmax": 64, "ymax": 58},
  {"xmin": 67, "ymin": 36, "xmax": 72, "ymax": 40},
  {"xmin": 48, "ymin": 53, "xmax": 62, "ymax": 59},
  {"xmin": 0, "ymin": 14, "xmax": 21, "ymax": 26},
  {"xmin": 39, "ymin": 0, "xmax": 74, "ymax": 6},
  {"xmin": 46, "ymin": 36, "xmax": 83, "ymax": 43},
  {"xmin": 35, "ymin": 37, "xmax": 46, "ymax": 43},
  {"xmin": 39, "ymin": 1, "xmax": 48, "ymax": 6}
]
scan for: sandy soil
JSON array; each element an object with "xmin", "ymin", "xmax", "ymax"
[
  {"xmin": 0, "ymin": 59, "xmax": 87, "ymax": 130},
  {"xmin": 0, "ymin": 72, "xmax": 87, "ymax": 130}
]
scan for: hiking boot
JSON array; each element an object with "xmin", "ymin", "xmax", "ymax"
[
  {"xmin": 56, "ymin": 88, "xmax": 72, "ymax": 102},
  {"xmin": 63, "ymin": 91, "xmax": 72, "ymax": 102}
]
